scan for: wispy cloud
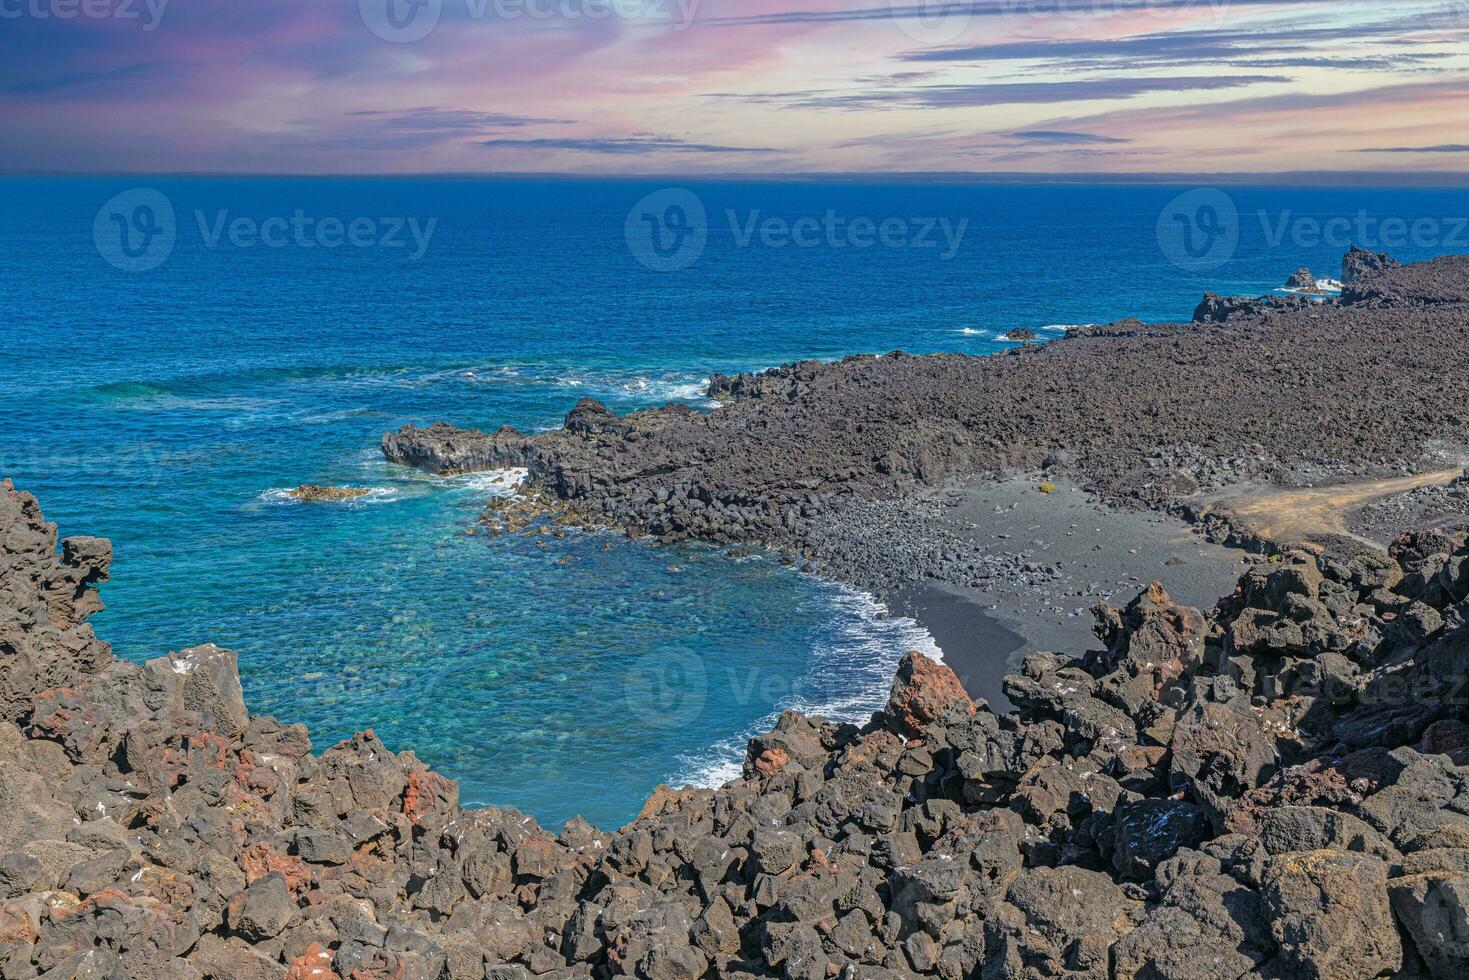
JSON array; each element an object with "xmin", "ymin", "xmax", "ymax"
[
  {"xmin": 266, "ymin": 107, "xmax": 576, "ymax": 152},
  {"xmin": 697, "ymin": 0, "xmax": 1359, "ymax": 28},
  {"xmin": 902, "ymin": 18, "xmax": 1433, "ymax": 64},
  {"xmin": 6, "ymin": 62, "xmax": 175, "ymax": 95},
  {"xmin": 478, "ymin": 136, "xmax": 778, "ymax": 155},
  {"xmin": 722, "ymin": 75, "xmax": 1291, "ymax": 110},
  {"xmin": 347, "ymin": 108, "xmax": 573, "ymax": 130},
  {"xmin": 1359, "ymin": 143, "xmax": 1469, "ymax": 152},
  {"xmin": 1010, "ymin": 130, "xmax": 1131, "ymax": 144},
  {"xmin": 0, "ymin": 0, "xmax": 1464, "ymax": 174}
]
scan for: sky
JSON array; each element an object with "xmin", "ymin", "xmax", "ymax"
[{"xmin": 2, "ymin": 0, "xmax": 1468, "ymax": 175}]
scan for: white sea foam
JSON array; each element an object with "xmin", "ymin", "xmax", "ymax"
[
  {"xmin": 1277, "ymin": 279, "xmax": 1344, "ymax": 297},
  {"xmin": 961, "ymin": 324, "xmax": 1088, "ymax": 341},
  {"xmin": 417, "ymin": 362, "xmax": 720, "ymax": 408},
  {"xmin": 666, "ymin": 583, "xmax": 941, "ymax": 791},
  {"xmin": 256, "ymin": 486, "xmax": 399, "ymax": 506},
  {"xmin": 447, "ymin": 468, "xmax": 530, "ymax": 497},
  {"xmin": 551, "ymin": 370, "xmax": 715, "ymax": 406}
]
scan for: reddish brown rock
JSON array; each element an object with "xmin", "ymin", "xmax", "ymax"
[
  {"xmin": 239, "ymin": 842, "xmax": 312, "ymax": 896},
  {"xmin": 1116, "ymin": 744, "xmax": 1168, "ymax": 774},
  {"xmin": 0, "ymin": 902, "xmax": 38, "ymax": 945},
  {"xmin": 886, "ymin": 651, "xmax": 975, "ymax": 737},
  {"xmin": 754, "ymin": 747, "xmax": 791, "ymax": 777},
  {"xmin": 401, "ymin": 770, "xmax": 457, "ymax": 826},
  {"xmin": 634, "ymin": 784, "xmax": 705, "ymax": 823},
  {"xmin": 285, "ymin": 942, "xmax": 340, "ymax": 980},
  {"xmin": 1225, "ymin": 753, "xmax": 1395, "ymax": 835}
]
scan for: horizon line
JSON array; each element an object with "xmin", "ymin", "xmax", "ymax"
[{"xmin": 5, "ymin": 169, "xmax": 1469, "ymax": 187}]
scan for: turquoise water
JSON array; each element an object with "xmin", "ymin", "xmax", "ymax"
[{"xmin": 1, "ymin": 177, "xmax": 1461, "ymax": 826}]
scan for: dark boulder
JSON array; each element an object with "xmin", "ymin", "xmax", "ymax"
[
  {"xmin": 1261, "ymin": 850, "xmax": 1401, "ymax": 979},
  {"xmin": 1111, "ymin": 799, "xmax": 1210, "ymax": 881},
  {"xmin": 1341, "ymin": 244, "xmax": 1399, "ymax": 286},
  {"xmin": 1285, "ymin": 267, "xmax": 1317, "ymax": 290}
]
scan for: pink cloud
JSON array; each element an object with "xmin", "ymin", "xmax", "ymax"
[{"xmin": 0, "ymin": 0, "xmax": 1458, "ymax": 174}]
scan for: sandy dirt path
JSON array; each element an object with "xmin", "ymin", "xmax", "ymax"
[{"xmin": 1208, "ymin": 469, "xmax": 1468, "ymax": 550}]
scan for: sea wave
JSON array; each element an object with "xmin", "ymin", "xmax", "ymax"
[
  {"xmin": 84, "ymin": 363, "xmax": 444, "ymax": 400},
  {"xmin": 959, "ymin": 325, "xmax": 1085, "ymax": 341},
  {"xmin": 255, "ymin": 486, "xmax": 400, "ymax": 506},
  {"xmin": 550, "ymin": 369, "xmax": 714, "ymax": 406},
  {"xmin": 430, "ymin": 363, "xmax": 716, "ymax": 407},
  {"xmin": 666, "ymin": 584, "xmax": 941, "ymax": 790},
  {"xmin": 87, "ymin": 380, "xmax": 174, "ymax": 400},
  {"xmin": 83, "ymin": 360, "xmax": 718, "ymax": 416},
  {"xmin": 443, "ymin": 468, "xmax": 530, "ymax": 497},
  {"xmin": 373, "ymin": 462, "xmax": 530, "ymax": 498}
]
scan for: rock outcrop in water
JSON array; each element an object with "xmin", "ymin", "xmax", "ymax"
[
  {"xmin": 1285, "ymin": 267, "xmax": 1317, "ymax": 290},
  {"xmin": 6, "ymin": 470, "xmax": 1469, "ymax": 977},
  {"xmin": 287, "ymin": 486, "xmax": 372, "ymax": 503}
]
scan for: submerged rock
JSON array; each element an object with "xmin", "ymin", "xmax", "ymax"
[{"xmin": 286, "ymin": 485, "xmax": 372, "ymax": 502}]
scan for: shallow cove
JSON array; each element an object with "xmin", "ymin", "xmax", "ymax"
[{"xmin": 2, "ymin": 176, "xmax": 1456, "ymax": 827}]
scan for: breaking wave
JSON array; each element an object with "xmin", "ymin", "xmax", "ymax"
[{"xmin": 667, "ymin": 584, "xmax": 941, "ymax": 790}]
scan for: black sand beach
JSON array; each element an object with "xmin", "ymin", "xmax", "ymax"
[
  {"xmin": 885, "ymin": 581, "xmax": 1025, "ymax": 712},
  {"xmin": 885, "ymin": 476, "xmax": 1252, "ymax": 706}
]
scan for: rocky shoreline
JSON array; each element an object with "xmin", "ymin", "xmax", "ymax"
[
  {"xmin": 7, "ymin": 459, "xmax": 1469, "ymax": 977},
  {"xmin": 8, "ymin": 247, "xmax": 1469, "ymax": 979},
  {"xmin": 382, "ymin": 248, "xmax": 1469, "ymax": 591}
]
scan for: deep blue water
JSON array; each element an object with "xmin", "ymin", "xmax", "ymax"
[{"xmin": 1, "ymin": 176, "xmax": 1462, "ymax": 827}]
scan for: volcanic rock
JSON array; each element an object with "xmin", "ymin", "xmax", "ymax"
[
  {"xmin": 885, "ymin": 651, "xmax": 975, "ymax": 736},
  {"xmin": 286, "ymin": 485, "xmax": 371, "ymax": 502},
  {"xmin": 1285, "ymin": 267, "xmax": 1317, "ymax": 289},
  {"xmin": 1342, "ymin": 243, "xmax": 1400, "ymax": 285}
]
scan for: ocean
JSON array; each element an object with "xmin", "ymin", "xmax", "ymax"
[{"xmin": 1, "ymin": 176, "xmax": 1461, "ymax": 827}]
